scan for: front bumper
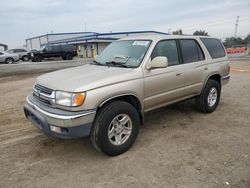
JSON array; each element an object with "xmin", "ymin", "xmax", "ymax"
[
  {"xmin": 28, "ymin": 53, "xmax": 35, "ymax": 61},
  {"xmin": 24, "ymin": 96, "xmax": 96, "ymax": 139}
]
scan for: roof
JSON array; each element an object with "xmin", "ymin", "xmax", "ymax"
[
  {"xmin": 26, "ymin": 32, "xmax": 98, "ymax": 40},
  {"xmin": 29, "ymin": 31, "xmax": 169, "ymax": 45},
  {"xmin": 119, "ymin": 34, "xmax": 214, "ymax": 41},
  {"xmin": 0, "ymin": 43, "xmax": 8, "ymax": 47}
]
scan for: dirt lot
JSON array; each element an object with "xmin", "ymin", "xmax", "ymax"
[{"xmin": 0, "ymin": 57, "xmax": 250, "ymax": 188}]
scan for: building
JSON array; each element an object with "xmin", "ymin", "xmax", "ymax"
[
  {"xmin": 0, "ymin": 43, "xmax": 8, "ymax": 51},
  {"xmin": 25, "ymin": 31, "xmax": 168, "ymax": 58}
]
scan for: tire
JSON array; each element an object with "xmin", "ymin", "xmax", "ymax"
[
  {"xmin": 65, "ymin": 53, "xmax": 73, "ymax": 60},
  {"xmin": 62, "ymin": 56, "xmax": 66, "ymax": 60},
  {"xmin": 5, "ymin": 58, "xmax": 14, "ymax": 64},
  {"xmin": 34, "ymin": 55, "xmax": 43, "ymax": 62},
  {"xmin": 195, "ymin": 79, "xmax": 221, "ymax": 113},
  {"xmin": 91, "ymin": 101, "xmax": 140, "ymax": 156},
  {"xmin": 22, "ymin": 56, "xmax": 29, "ymax": 61}
]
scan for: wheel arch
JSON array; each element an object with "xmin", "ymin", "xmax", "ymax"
[
  {"xmin": 34, "ymin": 54, "xmax": 43, "ymax": 58},
  {"xmin": 203, "ymin": 73, "xmax": 221, "ymax": 90},
  {"xmin": 5, "ymin": 57, "xmax": 14, "ymax": 63},
  {"xmin": 6, "ymin": 57, "xmax": 14, "ymax": 60},
  {"xmin": 97, "ymin": 94, "xmax": 144, "ymax": 125}
]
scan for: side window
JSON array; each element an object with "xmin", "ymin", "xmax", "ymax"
[
  {"xmin": 52, "ymin": 45, "xmax": 61, "ymax": 52},
  {"xmin": 200, "ymin": 38, "xmax": 226, "ymax": 59},
  {"xmin": 151, "ymin": 40, "xmax": 179, "ymax": 66},
  {"xmin": 45, "ymin": 46, "xmax": 53, "ymax": 52},
  {"xmin": 15, "ymin": 49, "xmax": 22, "ymax": 53},
  {"xmin": 179, "ymin": 39, "xmax": 204, "ymax": 63}
]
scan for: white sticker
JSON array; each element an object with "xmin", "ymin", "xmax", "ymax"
[{"xmin": 132, "ymin": 41, "xmax": 149, "ymax": 46}]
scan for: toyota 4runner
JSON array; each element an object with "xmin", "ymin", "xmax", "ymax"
[{"xmin": 24, "ymin": 35, "xmax": 230, "ymax": 156}]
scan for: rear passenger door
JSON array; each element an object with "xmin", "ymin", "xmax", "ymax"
[
  {"xmin": 44, "ymin": 46, "xmax": 61, "ymax": 58},
  {"xmin": 178, "ymin": 39, "xmax": 206, "ymax": 96}
]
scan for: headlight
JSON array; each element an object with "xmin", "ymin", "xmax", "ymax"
[{"xmin": 55, "ymin": 91, "xmax": 86, "ymax": 107}]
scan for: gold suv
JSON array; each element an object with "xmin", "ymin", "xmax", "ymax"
[{"xmin": 24, "ymin": 35, "xmax": 230, "ymax": 156}]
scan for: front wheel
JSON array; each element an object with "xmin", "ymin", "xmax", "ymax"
[
  {"xmin": 195, "ymin": 79, "xmax": 221, "ymax": 113},
  {"xmin": 34, "ymin": 55, "xmax": 43, "ymax": 62},
  {"xmin": 91, "ymin": 101, "xmax": 140, "ymax": 156}
]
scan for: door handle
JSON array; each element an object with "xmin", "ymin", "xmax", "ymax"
[
  {"xmin": 204, "ymin": 67, "xmax": 208, "ymax": 70},
  {"xmin": 176, "ymin": 73, "xmax": 182, "ymax": 76}
]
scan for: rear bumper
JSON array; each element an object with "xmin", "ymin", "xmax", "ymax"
[
  {"xmin": 14, "ymin": 57, "xmax": 20, "ymax": 62},
  {"xmin": 221, "ymin": 74, "xmax": 230, "ymax": 85},
  {"xmin": 24, "ymin": 96, "xmax": 96, "ymax": 139}
]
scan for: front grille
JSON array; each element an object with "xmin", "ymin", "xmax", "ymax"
[
  {"xmin": 33, "ymin": 94, "xmax": 52, "ymax": 105},
  {"xmin": 34, "ymin": 84, "xmax": 53, "ymax": 95},
  {"xmin": 33, "ymin": 84, "xmax": 54, "ymax": 106}
]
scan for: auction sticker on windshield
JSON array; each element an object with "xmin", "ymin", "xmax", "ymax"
[{"xmin": 132, "ymin": 41, "xmax": 149, "ymax": 46}]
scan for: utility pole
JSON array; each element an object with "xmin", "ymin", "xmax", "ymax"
[{"xmin": 234, "ymin": 16, "xmax": 239, "ymax": 38}]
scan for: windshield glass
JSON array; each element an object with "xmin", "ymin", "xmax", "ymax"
[
  {"xmin": 95, "ymin": 40, "xmax": 151, "ymax": 68},
  {"xmin": 40, "ymin": 46, "xmax": 46, "ymax": 50}
]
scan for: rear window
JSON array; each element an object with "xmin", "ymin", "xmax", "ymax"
[
  {"xmin": 19, "ymin": 49, "xmax": 27, "ymax": 52},
  {"xmin": 62, "ymin": 45, "xmax": 76, "ymax": 51},
  {"xmin": 15, "ymin": 49, "xmax": 27, "ymax": 53},
  {"xmin": 200, "ymin": 38, "xmax": 226, "ymax": 59}
]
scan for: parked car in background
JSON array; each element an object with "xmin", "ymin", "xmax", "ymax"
[
  {"xmin": 7, "ymin": 48, "xmax": 29, "ymax": 61},
  {"xmin": 24, "ymin": 35, "xmax": 230, "ymax": 156},
  {"xmin": 0, "ymin": 51, "xmax": 19, "ymax": 64},
  {"xmin": 28, "ymin": 44, "xmax": 77, "ymax": 62}
]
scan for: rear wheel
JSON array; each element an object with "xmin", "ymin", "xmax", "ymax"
[
  {"xmin": 65, "ymin": 53, "xmax": 73, "ymax": 60},
  {"xmin": 91, "ymin": 101, "xmax": 140, "ymax": 156},
  {"xmin": 22, "ymin": 56, "xmax": 29, "ymax": 61},
  {"xmin": 5, "ymin": 58, "xmax": 14, "ymax": 64},
  {"xmin": 195, "ymin": 79, "xmax": 221, "ymax": 113}
]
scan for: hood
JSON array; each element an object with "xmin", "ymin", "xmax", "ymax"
[{"xmin": 36, "ymin": 64, "xmax": 143, "ymax": 92}]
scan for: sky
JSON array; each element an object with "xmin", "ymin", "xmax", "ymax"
[{"xmin": 0, "ymin": 0, "xmax": 250, "ymax": 48}]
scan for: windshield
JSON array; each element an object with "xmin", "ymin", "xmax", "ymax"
[
  {"xmin": 94, "ymin": 40, "xmax": 151, "ymax": 68},
  {"xmin": 40, "ymin": 46, "xmax": 46, "ymax": 50}
]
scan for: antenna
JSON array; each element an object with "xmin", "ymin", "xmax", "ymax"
[{"xmin": 234, "ymin": 16, "xmax": 239, "ymax": 38}]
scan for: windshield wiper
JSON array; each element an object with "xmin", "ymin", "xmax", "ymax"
[
  {"xmin": 105, "ymin": 61, "xmax": 130, "ymax": 68},
  {"xmin": 91, "ymin": 60, "xmax": 104, "ymax": 66}
]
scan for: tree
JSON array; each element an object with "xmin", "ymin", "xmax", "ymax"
[
  {"xmin": 172, "ymin": 29, "xmax": 183, "ymax": 35},
  {"xmin": 223, "ymin": 37, "xmax": 246, "ymax": 48},
  {"xmin": 193, "ymin": 30, "xmax": 208, "ymax": 36},
  {"xmin": 245, "ymin": 34, "xmax": 250, "ymax": 43}
]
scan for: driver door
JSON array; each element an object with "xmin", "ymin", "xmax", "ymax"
[{"xmin": 143, "ymin": 40, "xmax": 185, "ymax": 112}]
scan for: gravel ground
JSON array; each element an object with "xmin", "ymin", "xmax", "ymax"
[{"xmin": 0, "ymin": 57, "xmax": 249, "ymax": 188}]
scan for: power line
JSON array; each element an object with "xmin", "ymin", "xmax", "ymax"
[{"xmin": 171, "ymin": 16, "xmax": 250, "ymax": 33}]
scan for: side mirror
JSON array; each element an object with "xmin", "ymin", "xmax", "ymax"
[{"xmin": 147, "ymin": 56, "xmax": 168, "ymax": 69}]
